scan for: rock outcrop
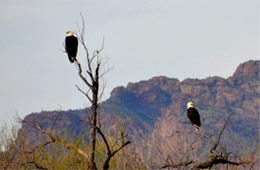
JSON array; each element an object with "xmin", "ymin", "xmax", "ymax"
[{"xmin": 18, "ymin": 60, "xmax": 260, "ymax": 146}]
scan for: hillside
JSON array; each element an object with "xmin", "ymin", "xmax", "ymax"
[{"xmin": 18, "ymin": 60, "xmax": 260, "ymax": 145}]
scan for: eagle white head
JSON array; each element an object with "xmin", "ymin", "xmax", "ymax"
[
  {"xmin": 66, "ymin": 30, "xmax": 73, "ymax": 36},
  {"xmin": 187, "ymin": 101, "xmax": 194, "ymax": 109}
]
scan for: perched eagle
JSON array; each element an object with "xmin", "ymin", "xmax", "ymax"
[
  {"xmin": 65, "ymin": 30, "xmax": 78, "ymax": 63},
  {"xmin": 187, "ymin": 102, "xmax": 201, "ymax": 131}
]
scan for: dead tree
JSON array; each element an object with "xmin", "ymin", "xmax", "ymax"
[
  {"xmin": 73, "ymin": 16, "xmax": 130, "ymax": 169},
  {"xmin": 64, "ymin": 14, "xmax": 108, "ymax": 169},
  {"xmin": 160, "ymin": 114, "xmax": 248, "ymax": 169},
  {"xmin": 16, "ymin": 15, "xmax": 130, "ymax": 169}
]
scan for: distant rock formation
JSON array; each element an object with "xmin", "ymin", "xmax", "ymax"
[{"xmin": 18, "ymin": 60, "xmax": 260, "ymax": 146}]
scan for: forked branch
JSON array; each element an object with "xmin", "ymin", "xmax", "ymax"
[
  {"xmin": 211, "ymin": 113, "xmax": 232, "ymax": 152},
  {"xmin": 96, "ymin": 126, "xmax": 131, "ymax": 170}
]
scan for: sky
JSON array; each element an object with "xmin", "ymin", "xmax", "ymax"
[{"xmin": 0, "ymin": 0, "xmax": 259, "ymax": 128}]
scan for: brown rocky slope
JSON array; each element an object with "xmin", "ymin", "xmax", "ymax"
[{"xmin": 18, "ymin": 60, "xmax": 260, "ymax": 145}]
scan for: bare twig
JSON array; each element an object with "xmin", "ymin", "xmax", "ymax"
[
  {"xmin": 211, "ymin": 113, "xmax": 233, "ymax": 152},
  {"xmin": 75, "ymin": 84, "xmax": 92, "ymax": 102},
  {"xmin": 50, "ymin": 111, "xmax": 61, "ymax": 132}
]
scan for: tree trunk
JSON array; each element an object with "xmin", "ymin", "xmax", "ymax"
[{"xmin": 89, "ymin": 82, "xmax": 98, "ymax": 170}]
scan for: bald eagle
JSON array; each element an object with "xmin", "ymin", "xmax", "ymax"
[
  {"xmin": 187, "ymin": 102, "xmax": 201, "ymax": 130},
  {"xmin": 65, "ymin": 31, "xmax": 78, "ymax": 63}
]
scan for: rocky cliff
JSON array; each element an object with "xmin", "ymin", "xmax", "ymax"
[{"xmin": 18, "ymin": 60, "xmax": 260, "ymax": 145}]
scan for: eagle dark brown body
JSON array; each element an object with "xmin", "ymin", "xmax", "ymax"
[
  {"xmin": 65, "ymin": 31, "xmax": 78, "ymax": 63},
  {"xmin": 187, "ymin": 107, "xmax": 201, "ymax": 127}
]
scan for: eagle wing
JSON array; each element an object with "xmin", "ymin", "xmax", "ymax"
[
  {"xmin": 65, "ymin": 36, "xmax": 78, "ymax": 63},
  {"xmin": 187, "ymin": 107, "xmax": 201, "ymax": 126}
]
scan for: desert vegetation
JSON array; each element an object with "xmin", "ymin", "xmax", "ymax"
[{"xmin": 0, "ymin": 111, "xmax": 259, "ymax": 169}]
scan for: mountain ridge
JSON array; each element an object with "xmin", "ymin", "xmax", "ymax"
[{"xmin": 18, "ymin": 60, "xmax": 260, "ymax": 145}]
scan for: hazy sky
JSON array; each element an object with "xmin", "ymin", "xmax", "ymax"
[{"xmin": 0, "ymin": 0, "xmax": 259, "ymax": 127}]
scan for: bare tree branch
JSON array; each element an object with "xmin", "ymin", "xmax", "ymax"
[
  {"xmin": 110, "ymin": 141, "xmax": 131, "ymax": 158},
  {"xmin": 96, "ymin": 125, "xmax": 131, "ymax": 170},
  {"xmin": 192, "ymin": 154, "xmax": 247, "ymax": 169},
  {"xmin": 76, "ymin": 14, "xmax": 89, "ymax": 58},
  {"xmin": 211, "ymin": 113, "xmax": 233, "ymax": 152},
  {"xmin": 75, "ymin": 84, "xmax": 92, "ymax": 102},
  {"xmin": 160, "ymin": 161, "xmax": 193, "ymax": 169},
  {"xmin": 96, "ymin": 126, "xmax": 111, "ymax": 155},
  {"xmin": 74, "ymin": 59, "xmax": 93, "ymax": 89},
  {"xmin": 161, "ymin": 113, "xmax": 247, "ymax": 169},
  {"xmin": 27, "ymin": 161, "xmax": 47, "ymax": 170},
  {"xmin": 103, "ymin": 140, "xmax": 131, "ymax": 170}
]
